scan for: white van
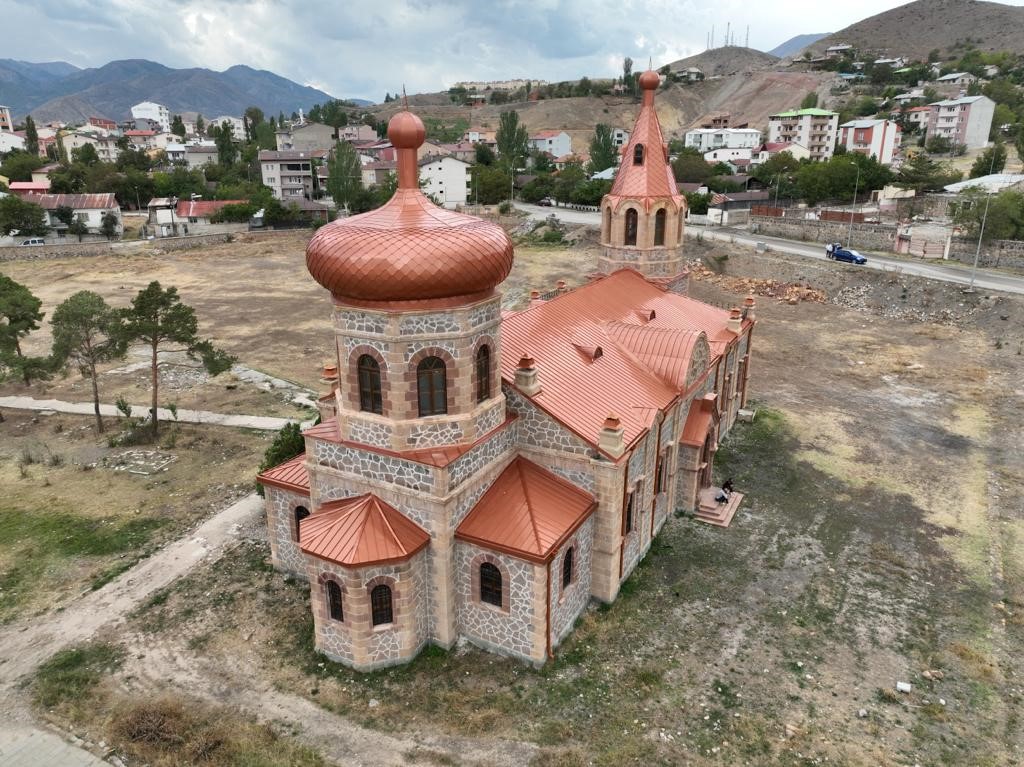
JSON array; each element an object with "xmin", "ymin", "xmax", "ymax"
[{"xmin": 18, "ymin": 238, "xmax": 45, "ymax": 246}]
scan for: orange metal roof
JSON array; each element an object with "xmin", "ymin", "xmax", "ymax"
[
  {"xmin": 605, "ymin": 70, "xmax": 685, "ymax": 211},
  {"xmin": 300, "ymin": 494, "xmax": 430, "ymax": 567},
  {"xmin": 680, "ymin": 398, "xmax": 716, "ymax": 447},
  {"xmin": 501, "ymin": 269, "xmax": 741, "ymax": 452},
  {"xmin": 455, "ymin": 456, "xmax": 596, "ymax": 564},
  {"xmin": 256, "ymin": 453, "xmax": 310, "ymax": 494}
]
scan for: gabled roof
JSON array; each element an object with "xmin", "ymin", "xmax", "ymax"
[
  {"xmin": 256, "ymin": 453, "xmax": 309, "ymax": 494},
  {"xmin": 22, "ymin": 193, "xmax": 117, "ymax": 210},
  {"xmin": 530, "ymin": 130, "xmax": 565, "ymax": 139},
  {"xmin": 500, "ymin": 269, "xmax": 742, "ymax": 452},
  {"xmin": 455, "ymin": 456, "xmax": 596, "ymax": 563},
  {"xmin": 680, "ymin": 396, "xmax": 718, "ymax": 447},
  {"xmin": 299, "ymin": 494, "xmax": 429, "ymax": 567},
  {"xmin": 605, "ymin": 322, "xmax": 706, "ymax": 391}
]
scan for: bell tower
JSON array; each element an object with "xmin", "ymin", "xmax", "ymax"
[{"xmin": 599, "ymin": 70, "xmax": 687, "ymax": 282}]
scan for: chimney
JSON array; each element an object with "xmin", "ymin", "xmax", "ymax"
[
  {"xmin": 598, "ymin": 413, "xmax": 625, "ymax": 458},
  {"xmin": 320, "ymin": 362, "xmax": 340, "ymax": 393},
  {"xmin": 727, "ymin": 307, "xmax": 742, "ymax": 335},
  {"xmin": 742, "ymin": 294, "xmax": 757, "ymax": 323},
  {"xmin": 514, "ymin": 354, "xmax": 542, "ymax": 396}
]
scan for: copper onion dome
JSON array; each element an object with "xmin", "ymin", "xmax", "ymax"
[{"xmin": 306, "ymin": 110, "xmax": 514, "ymax": 307}]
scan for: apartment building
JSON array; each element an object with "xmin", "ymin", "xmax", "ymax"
[
  {"xmin": 683, "ymin": 128, "xmax": 762, "ymax": 154},
  {"xmin": 838, "ymin": 119, "xmax": 902, "ymax": 165},
  {"xmin": 418, "ymin": 155, "xmax": 470, "ymax": 207},
  {"xmin": 925, "ymin": 95, "xmax": 995, "ymax": 150},
  {"xmin": 767, "ymin": 108, "xmax": 839, "ymax": 162},
  {"xmin": 130, "ymin": 102, "xmax": 171, "ymax": 134},
  {"xmin": 259, "ymin": 149, "xmax": 323, "ymax": 200},
  {"xmin": 0, "ymin": 105, "xmax": 13, "ymax": 132}
]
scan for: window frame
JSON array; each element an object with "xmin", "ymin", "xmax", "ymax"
[
  {"xmin": 357, "ymin": 354, "xmax": 383, "ymax": 414},
  {"xmin": 325, "ymin": 579, "xmax": 343, "ymax": 622},
  {"xmin": 624, "ymin": 208, "xmax": 638, "ymax": 246},
  {"xmin": 654, "ymin": 208, "xmax": 666, "ymax": 246},
  {"xmin": 294, "ymin": 505, "xmax": 310, "ymax": 541},
  {"xmin": 479, "ymin": 562, "xmax": 503, "ymax": 608},
  {"xmin": 562, "ymin": 547, "xmax": 574, "ymax": 589},
  {"xmin": 370, "ymin": 583, "xmax": 393, "ymax": 626},
  {"xmin": 475, "ymin": 345, "xmax": 491, "ymax": 403},
  {"xmin": 633, "ymin": 143, "xmax": 645, "ymax": 165},
  {"xmin": 417, "ymin": 356, "xmax": 447, "ymax": 417}
]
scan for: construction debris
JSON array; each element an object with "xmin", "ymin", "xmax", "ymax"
[{"xmin": 688, "ymin": 263, "xmax": 827, "ymax": 305}]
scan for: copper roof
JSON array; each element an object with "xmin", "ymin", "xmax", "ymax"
[
  {"xmin": 299, "ymin": 494, "xmax": 429, "ymax": 567},
  {"xmin": 680, "ymin": 397, "xmax": 716, "ymax": 447},
  {"xmin": 256, "ymin": 453, "xmax": 310, "ymax": 494},
  {"xmin": 455, "ymin": 456, "xmax": 596, "ymax": 563},
  {"xmin": 501, "ymin": 269, "xmax": 741, "ymax": 452},
  {"xmin": 305, "ymin": 110, "xmax": 514, "ymax": 307},
  {"xmin": 604, "ymin": 70, "xmax": 685, "ymax": 213}
]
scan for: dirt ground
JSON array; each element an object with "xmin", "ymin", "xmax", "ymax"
[{"xmin": 5, "ymin": 234, "xmax": 1024, "ymax": 765}]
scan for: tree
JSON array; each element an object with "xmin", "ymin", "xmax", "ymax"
[
  {"xmin": 67, "ymin": 218, "xmax": 89, "ymax": 241},
  {"xmin": 50, "ymin": 291, "xmax": 127, "ymax": 432},
  {"xmin": 195, "ymin": 114, "xmax": 205, "ymax": 135},
  {"xmin": 119, "ymin": 282, "xmax": 235, "ymax": 436},
  {"xmin": 53, "ymin": 205, "xmax": 75, "ymax": 228},
  {"xmin": 0, "ymin": 195, "xmax": 48, "ymax": 237},
  {"xmin": 71, "ymin": 142, "xmax": 99, "ymax": 166},
  {"xmin": 925, "ymin": 135, "xmax": 953, "ymax": 154},
  {"xmin": 100, "ymin": 211, "xmax": 120, "ymax": 240},
  {"xmin": 0, "ymin": 150, "xmax": 44, "ymax": 181},
  {"xmin": 953, "ymin": 188, "xmax": 1024, "ymax": 241},
  {"xmin": 0, "ymin": 275, "xmax": 47, "ymax": 385},
  {"xmin": 470, "ymin": 165, "xmax": 511, "ymax": 205},
  {"xmin": 326, "ymin": 140, "xmax": 362, "ymax": 210},
  {"xmin": 215, "ymin": 121, "xmax": 237, "ymax": 166},
  {"xmin": 969, "ymin": 142, "xmax": 1007, "ymax": 178},
  {"xmin": 800, "ymin": 91, "xmax": 819, "ymax": 109},
  {"xmin": 256, "ymin": 422, "xmax": 305, "ymax": 496},
  {"xmin": 896, "ymin": 152, "xmax": 961, "ymax": 192},
  {"xmin": 49, "ymin": 163, "xmax": 87, "ymax": 194},
  {"xmin": 623, "ymin": 57, "xmax": 634, "ymax": 93},
  {"xmin": 588, "ymin": 124, "xmax": 618, "ymax": 173},
  {"xmin": 496, "ymin": 110, "xmax": 529, "ymax": 169},
  {"xmin": 474, "ymin": 143, "xmax": 495, "ymax": 166},
  {"xmin": 530, "ymin": 149, "xmax": 554, "ymax": 173},
  {"xmin": 170, "ymin": 115, "xmax": 186, "ymax": 137},
  {"xmin": 520, "ymin": 174, "xmax": 556, "ymax": 203},
  {"xmin": 554, "ymin": 163, "xmax": 587, "ymax": 204},
  {"xmin": 24, "ymin": 115, "xmax": 39, "ymax": 156},
  {"xmin": 671, "ymin": 148, "xmax": 714, "ymax": 183}
]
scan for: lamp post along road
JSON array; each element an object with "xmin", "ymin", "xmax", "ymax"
[{"xmin": 847, "ymin": 161, "xmax": 861, "ymax": 249}]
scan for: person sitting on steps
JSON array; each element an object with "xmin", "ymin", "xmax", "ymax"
[{"xmin": 715, "ymin": 478, "xmax": 734, "ymax": 504}]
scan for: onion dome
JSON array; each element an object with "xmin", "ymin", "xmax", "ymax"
[{"xmin": 306, "ymin": 110, "xmax": 514, "ymax": 307}]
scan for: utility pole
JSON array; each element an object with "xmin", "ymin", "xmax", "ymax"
[
  {"xmin": 847, "ymin": 161, "xmax": 861, "ymax": 248},
  {"xmin": 967, "ymin": 147, "xmax": 998, "ymax": 292}
]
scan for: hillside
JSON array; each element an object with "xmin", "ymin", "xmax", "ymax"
[
  {"xmin": 0, "ymin": 59, "xmax": 344, "ymax": 123},
  {"xmin": 803, "ymin": 0, "xmax": 1024, "ymax": 60},
  {"xmin": 667, "ymin": 46, "xmax": 779, "ymax": 77},
  {"xmin": 768, "ymin": 34, "xmax": 829, "ymax": 58}
]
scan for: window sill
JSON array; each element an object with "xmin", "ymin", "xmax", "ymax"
[
  {"xmin": 371, "ymin": 622, "xmax": 395, "ymax": 633},
  {"xmin": 477, "ymin": 599, "xmax": 510, "ymax": 616}
]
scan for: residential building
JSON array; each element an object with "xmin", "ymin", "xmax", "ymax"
[
  {"xmin": 257, "ymin": 95, "xmax": 756, "ymax": 672},
  {"xmin": 166, "ymin": 140, "xmax": 216, "ymax": 164},
  {"xmin": 259, "ymin": 149, "xmax": 322, "ymax": 200},
  {"xmin": 754, "ymin": 142, "xmax": 811, "ymax": 165},
  {"xmin": 766, "ymin": 108, "xmax": 839, "ymax": 161},
  {"xmin": 0, "ymin": 132, "xmax": 25, "ymax": 153},
  {"xmin": 183, "ymin": 145, "xmax": 219, "ymax": 168},
  {"xmin": 454, "ymin": 78, "xmax": 545, "ymax": 92},
  {"xmin": 437, "ymin": 142, "xmax": 477, "ymax": 163},
  {"xmin": 146, "ymin": 197, "xmax": 247, "ymax": 237},
  {"xmin": 825, "ymin": 44, "xmax": 854, "ymax": 58},
  {"xmin": 130, "ymin": 102, "xmax": 171, "ymax": 133},
  {"xmin": 838, "ymin": 119, "xmax": 902, "ymax": 165},
  {"xmin": 8, "ymin": 181, "xmax": 50, "ymax": 196},
  {"xmin": 462, "ymin": 129, "xmax": 496, "ymax": 145},
  {"xmin": 891, "ymin": 105, "xmax": 931, "ymax": 130},
  {"xmin": 361, "ymin": 160, "xmax": 397, "ymax": 188},
  {"xmin": 24, "ymin": 193, "xmax": 122, "ymax": 237},
  {"xmin": 925, "ymin": 95, "xmax": 995, "ymax": 150},
  {"xmin": 418, "ymin": 155, "xmax": 471, "ymax": 207},
  {"xmin": 338, "ymin": 124, "xmax": 378, "ymax": 143},
  {"xmin": 527, "ymin": 130, "xmax": 571, "ymax": 159},
  {"xmin": 684, "ymin": 128, "xmax": 762, "ymax": 154},
  {"xmin": 943, "ymin": 173, "xmax": 1024, "ymax": 194},
  {"xmin": 935, "ymin": 72, "xmax": 977, "ymax": 87},
  {"xmin": 276, "ymin": 121, "xmax": 336, "ymax": 153},
  {"xmin": 212, "ymin": 116, "xmax": 245, "ymax": 141},
  {"xmin": 611, "ymin": 128, "xmax": 630, "ymax": 147},
  {"xmin": 62, "ymin": 132, "xmax": 120, "ymax": 163},
  {"xmin": 0, "ymin": 105, "xmax": 13, "ymax": 132},
  {"xmin": 31, "ymin": 164, "xmax": 60, "ymax": 184},
  {"xmin": 873, "ymin": 57, "xmax": 906, "ymax": 69},
  {"xmin": 704, "ymin": 147, "xmax": 754, "ymax": 164},
  {"xmin": 124, "ymin": 129, "xmax": 158, "ymax": 149},
  {"xmin": 87, "ymin": 116, "xmax": 119, "ymax": 135}
]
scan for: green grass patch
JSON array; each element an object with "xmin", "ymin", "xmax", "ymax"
[{"xmin": 33, "ymin": 642, "xmax": 124, "ymax": 708}]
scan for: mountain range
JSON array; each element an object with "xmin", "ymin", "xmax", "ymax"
[
  {"xmin": 0, "ymin": 58, "xmax": 355, "ymax": 124},
  {"xmin": 768, "ymin": 34, "xmax": 829, "ymax": 58}
]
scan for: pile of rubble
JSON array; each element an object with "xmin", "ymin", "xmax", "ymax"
[{"xmin": 689, "ymin": 263, "xmax": 827, "ymax": 305}]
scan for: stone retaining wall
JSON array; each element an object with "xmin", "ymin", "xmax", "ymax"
[
  {"xmin": 948, "ymin": 237, "xmax": 1024, "ymax": 270},
  {"xmin": 749, "ymin": 216, "xmax": 898, "ymax": 251}
]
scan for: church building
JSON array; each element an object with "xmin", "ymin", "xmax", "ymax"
[{"xmin": 258, "ymin": 70, "xmax": 757, "ymax": 670}]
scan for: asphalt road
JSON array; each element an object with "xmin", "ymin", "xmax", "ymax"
[{"xmin": 515, "ymin": 202, "xmax": 1024, "ymax": 296}]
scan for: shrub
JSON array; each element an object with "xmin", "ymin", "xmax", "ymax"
[{"xmin": 497, "ymin": 201, "xmax": 513, "ymax": 215}]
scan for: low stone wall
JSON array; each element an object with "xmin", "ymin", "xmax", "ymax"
[
  {"xmin": 948, "ymin": 237, "xmax": 1024, "ymax": 270},
  {"xmin": 0, "ymin": 240, "xmax": 115, "ymax": 262},
  {"xmin": 749, "ymin": 215, "xmax": 899, "ymax": 251}
]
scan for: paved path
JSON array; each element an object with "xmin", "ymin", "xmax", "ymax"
[
  {"xmin": 514, "ymin": 202, "xmax": 1024, "ymax": 296},
  {"xmin": 0, "ymin": 727, "xmax": 107, "ymax": 767},
  {"xmin": 0, "ymin": 396, "xmax": 296, "ymax": 430}
]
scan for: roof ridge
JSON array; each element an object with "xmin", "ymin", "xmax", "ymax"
[
  {"xmin": 516, "ymin": 459, "xmax": 544, "ymax": 555},
  {"xmin": 370, "ymin": 495, "xmax": 407, "ymax": 556}
]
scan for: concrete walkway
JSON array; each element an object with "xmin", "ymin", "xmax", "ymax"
[
  {"xmin": 0, "ymin": 396, "xmax": 297, "ymax": 430},
  {"xmin": 0, "ymin": 727, "xmax": 107, "ymax": 767}
]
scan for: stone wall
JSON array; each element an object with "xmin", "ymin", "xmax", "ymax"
[
  {"xmin": 265, "ymin": 486, "xmax": 312, "ymax": 576},
  {"xmin": 504, "ymin": 386, "xmax": 593, "ymax": 456},
  {"xmin": 749, "ymin": 216, "xmax": 898, "ymax": 252},
  {"xmin": 948, "ymin": 237, "xmax": 1024, "ymax": 270},
  {"xmin": 0, "ymin": 240, "xmax": 114, "ymax": 262},
  {"xmin": 549, "ymin": 515, "xmax": 595, "ymax": 648}
]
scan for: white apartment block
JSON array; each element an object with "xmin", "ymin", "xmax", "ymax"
[
  {"xmin": 838, "ymin": 119, "xmax": 902, "ymax": 165},
  {"xmin": 418, "ymin": 155, "xmax": 470, "ymax": 208},
  {"xmin": 0, "ymin": 105, "xmax": 13, "ymax": 132},
  {"xmin": 259, "ymin": 149, "xmax": 317, "ymax": 200},
  {"xmin": 213, "ymin": 116, "xmax": 245, "ymax": 141},
  {"xmin": 684, "ymin": 128, "xmax": 762, "ymax": 154},
  {"xmin": 131, "ymin": 102, "xmax": 171, "ymax": 134},
  {"xmin": 767, "ymin": 109, "xmax": 840, "ymax": 162},
  {"xmin": 925, "ymin": 95, "xmax": 995, "ymax": 150},
  {"xmin": 527, "ymin": 130, "xmax": 572, "ymax": 159}
]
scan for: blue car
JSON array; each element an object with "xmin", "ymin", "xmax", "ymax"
[{"xmin": 827, "ymin": 245, "xmax": 867, "ymax": 264}]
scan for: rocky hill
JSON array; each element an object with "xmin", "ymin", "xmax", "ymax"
[
  {"xmin": 0, "ymin": 59, "xmax": 344, "ymax": 122},
  {"xmin": 667, "ymin": 46, "xmax": 779, "ymax": 77},
  {"xmin": 802, "ymin": 0, "xmax": 1024, "ymax": 60},
  {"xmin": 768, "ymin": 34, "xmax": 829, "ymax": 58}
]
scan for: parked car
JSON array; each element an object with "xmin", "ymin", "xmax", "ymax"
[
  {"xmin": 538, "ymin": 197, "xmax": 554, "ymax": 207},
  {"xmin": 827, "ymin": 245, "xmax": 867, "ymax": 264},
  {"xmin": 18, "ymin": 238, "xmax": 45, "ymax": 246}
]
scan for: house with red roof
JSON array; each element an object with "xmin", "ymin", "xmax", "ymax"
[
  {"xmin": 257, "ymin": 73, "xmax": 756, "ymax": 672},
  {"xmin": 145, "ymin": 197, "xmax": 246, "ymax": 237},
  {"xmin": 527, "ymin": 130, "xmax": 571, "ymax": 159}
]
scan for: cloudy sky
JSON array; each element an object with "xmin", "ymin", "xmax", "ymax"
[{"xmin": 4, "ymin": 0, "xmax": 1024, "ymax": 101}]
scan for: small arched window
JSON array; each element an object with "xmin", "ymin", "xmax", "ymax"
[
  {"xmin": 633, "ymin": 143, "xmax": 645, "ymax": 165},
  {"xmin": 417, "ymin": 356, "xmax": 447, "ymax": 416},
  {"xmin": 624, "ymin": 208, "xmax": 638, "ymax": 246},
  {"xmin": 357, "ymin": 354, "xmax": 383, "ymax": 414},
  {"xmin": 654, "ymin": 208, "xmax": 666, "ymax": 246},
  {"xmin": 625, "ymin": 491, "xmax": 634, "ymax": 534},
  {"xmin": 562, "ymin": 547, "xmax": 574, "ymax": 589},
  {"xmin": 475, "ymin": 345, "xmax": 491, "ymax": 403},
  {"xmin": 326, "ymin": 580, "xmax": 343, "ymax": 621},
  {"xmin": 370, "ymin": 584, "xmax": 393, "ymax": 626},
  {"xmin": 480, "ymin": 562, "xmax": 502, "ymax": 607},
  {"xmin": 294, "ymin": 506, "xmax": 310, "ymax": 541}
]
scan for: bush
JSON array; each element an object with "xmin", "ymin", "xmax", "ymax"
[
  {"xmin": 498, "ymin": 201, "xmax": 513, "ymax": 215},
  {"xmin": 257, "ymin": 422, "xmax": 305, "ymax": 496},
  {"xmin": 541, "ymin": 229, "xmax": 564, "ymax": 243}
]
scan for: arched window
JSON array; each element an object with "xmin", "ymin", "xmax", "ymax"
[
  {"xmin": 475, "ymin": 345, "xmax": 491, "ymax": 403},
  {"xmin": 603, "ymin": 206, "xmax": 611, "ymax": 242},
  {"xmin": 357, "ymin": 355, "xmax": 383, "ymax": 414},
  {"xmin": 370, "ymin": 584, "xmax": 393, "ymax": 626},
  {"xmin": 624, "ymin": 208, "xmax": 638, "ymax": 246},
  {"xmin": 625, "ymin": 491, "xmax": 635, "ymax": 534},
  {"xmin": 294, "ymin": 506, "xmax": 310, "ymax": 541},
  {"xmin": 417, "ymin": 356, "xmax": 447, "ymax": 416},
  {"xmin": 654, "ymin": 208, "xmax": 666, "ymax": 246},
  {"xmin": 633, "ymin": 144, "xmax": 645, "ymax": 165},
  {"xmin": 562, "ymin": 547, "xmax": 574, "ymax": 589},
  {"xmin": 480, "ymin": 562, "xmax": 502, "ymax": 607},
  {"xmin": 325, "ymin": 580, "xmax": 343, "ymax": 621}
]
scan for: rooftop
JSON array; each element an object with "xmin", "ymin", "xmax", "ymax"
[
  {"xmin": 256, "ymin": 453, "xmax": 309, "ymax": 494},
  {"xmin": 771, "ymin": 108, "xmax": 837, "ymax": 118},
  {"xmin": 22, "ymin": 193, "xmax": 116, "ymax": 210},
  {"xmin": 299, "ymin": 494, "xmax": 429, "ymax": 567}
]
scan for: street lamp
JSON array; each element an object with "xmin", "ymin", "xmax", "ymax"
[
  {"xmin": 846, "ymin": 161, "xmax": 861, "ymax": 249},
  {"xmin": 967, "ymin": 146, "xmax": 999, "ymax": 293},
  {"xmin": 773, "ymin": 173, "xmax": 782, "ymax": 209}
]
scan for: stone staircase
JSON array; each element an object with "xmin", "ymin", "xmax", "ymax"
[{"xmin": 695, "ymin": 488, "xmax": 744, "ymax": 528}]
